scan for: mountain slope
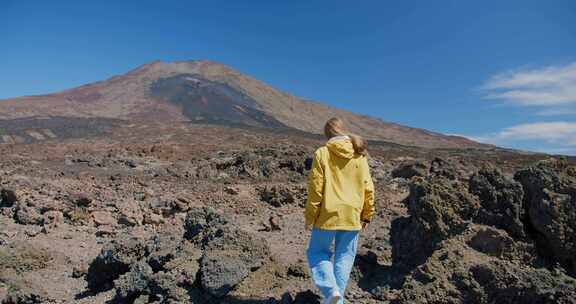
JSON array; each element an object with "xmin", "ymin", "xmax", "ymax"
[{"xmin": 0, "ymin": 60, "xmax": 486, "ymax": 148}]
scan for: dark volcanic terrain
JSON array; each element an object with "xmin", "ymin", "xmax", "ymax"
[
  {"xmin": 0, "ymin": 122, "xmax": 575, "ymax": 304},
  {"xmin": 0, "ymin": 61, "xmax": 575, "ymax": 304}
]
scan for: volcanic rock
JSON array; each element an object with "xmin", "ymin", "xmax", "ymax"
[
  {"xmin": 14, "ymin": 203, "xmax": 43, "ymax": 225},
  {"xmin": 0, "ymin": 188, "xmax": 17, "ymax": 207},
  {"xmin": 391, "ymin": 160, "xmax": 428, "ymax": 179},
  {"xmin": 91, "ymin": 211, "xmax": 117, "ymax": 226},
  {"xmin": 469, "ymin": 168, "xmax": 526, "ymax": 239},
  {"xmin": 86, "ymin": 234, "xmax": 148, "ymax": 291},
  {"xmin": 515, "ymin": 159, "xmax": 576, "ymax": 275},
  {"xmin": 391, "ymin": 176, "xmax": 480, "ymax": 268}
]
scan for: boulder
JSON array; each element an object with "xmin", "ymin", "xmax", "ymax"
[
  {"xmin": 117, "ymin": 200, "xmax": 144, "ymax": 226},
  {"xmin": 515, "ymin": 159, "xmax": 576, "ymax": 275},
  {"xmin": 163, "ymin": 255, "xmax": 200, "ymax": 287},
  {"xmin": 202, "ymin": 226, "xmax": 270, "ymax": 266},
  {"xmin": 406, "ymin": 177, "xmax": 480, "ymax": 237},
  {"xmin": 0, "ymin": 188, "xmax": 17, "ymax": 207},
  {"xmin": 161, "ymin": 241, "xmax": 200, "ymax": 270},
  {"xmin": 145, "ymin": 233, "xmax": 182, "ymax": 272},
  {"xmin": 469, "ymin": 262, "xmax": 576, "ymax": 304},
  {"xmin": 85, "ymin": 206, "xmax": 271, "ymax": 300},
  {"xmin": 390, "ymin": 216, "xmax": 433, "ymax": 270},
  {"xmin": 147, "ymin": 271, "xmax": 200, "ymax": 303},
  {"xmin": 198, "ymin": 226, "xmax": 270, "ymax": 298},
  {"xmin": 277, "ymin": 154, "xmax": 313, "ymax": 175},
  {"xmin": 86, "ymin": 234, "xmax": 148, "ymax": 291},
  {"xmin": 391, "ymin": 176, "xmax": 480, "ymax": 268},
  {"xmin": 200, "ymin": 250, "xmax": 251, "ymax": 297},
  {"xmin": 114, "ymin": 261, "xmax": 153, "ymax": 301},
  {"xmin": 14, "ymin": 203, "xmax": 43, "ymax": 225},
  {"xmin": 199, "ymin": 151, "xmax": 274, "ymax": 179},
  {"xmin": 429, "ymin": 157, "xmax": 458, "ymax": 180},
  {"xmin": 398, "ymin": 233, "xmax": 576, "ymax": 304},
  {"xmin": 184, "ymin": 207, "xmax": 271, "ymax": 298},
  {"xmin": 91, "ymin": 211, "xmax": 117, "ymax": 226},
  {"xmin": 391, "ymin": 160, "xmax": 428, "ymax": 179},
  {"xmin": 469, "ymin": 168, "xmax": 526, "ymax": 239},
  {"xmin": 143, "ymin": 213, "xmax": 164, "ymax": 226},
  {"xmin": 232, "ymin": 151, "xmax": 274, "ymax": 178},
  {"xmin": 149, "ymin": 197, "xmax": 189, "ymax": 217},
  {"xmin": 257, "ymin": 184, "xmax": 306, "ymax": 208},
  {"xmin": 183, "ymin": 207, "xmax": 229, "ymax": 243},
  {"xmin": 87, "ymin": 228, "xmax": 203, "ymax": 301}
]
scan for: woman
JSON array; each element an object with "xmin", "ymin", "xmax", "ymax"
[{"xmin": 305, "ymin": 118, "xmax": 375, "ymax": 304}]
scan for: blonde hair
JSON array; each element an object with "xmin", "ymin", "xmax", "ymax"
[{"xmin": 324, "ymin": 117, "xmax": 368, "ymax": 156}]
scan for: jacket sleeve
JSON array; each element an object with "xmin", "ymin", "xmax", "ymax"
[
  {"xmin": 361, "ymin": 157, "xmax": 375, "ymax": 223},
  {"xmin": 305, "ymin": 150, "xmax": 324, "ymax": 226}
]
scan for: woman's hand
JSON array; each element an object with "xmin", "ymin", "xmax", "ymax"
[
  {"xmin": 305, "ymin": 224, "xmax": 313, "ymax": 231},
  {"xmin": 362, "ymin": 222, "xmax": 369, "ymax": 230}
]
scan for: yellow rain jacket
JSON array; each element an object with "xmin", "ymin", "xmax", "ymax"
[{"xmin": 305, "ymin": 137, "xmax": 375, "ymax": 230}]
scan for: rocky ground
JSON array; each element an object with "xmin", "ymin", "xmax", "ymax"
[{"xmin": 0, "ymin": 123, "xmax": 575, "ymax": 304}]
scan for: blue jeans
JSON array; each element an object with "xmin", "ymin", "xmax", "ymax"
[{"xmin": 306, "ymin": 228, "xmax": 359, "ymax": 303}]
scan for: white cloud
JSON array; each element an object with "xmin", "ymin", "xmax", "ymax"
[
  {"xmin": 496, "ymin": 122, "xmax": 576, "ymax": 142},
  {"xmin": 473, "ymin": 62, "xmax": 576, "ymax": 155},
  {"xmin": 536, "ymin": 107, "xmax": 576, "ymax": 116},
  {"xmin": 482, "ymin": 62, "xmax": 576, "ymax": 109},
  {"xmin": 469, "ymin": 121, "xmax": 576, "ymax": 155}
]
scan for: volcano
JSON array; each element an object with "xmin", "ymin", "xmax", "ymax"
[{"xmin": 0, "ymin": 60, "xmax": 486, "ymax": 149}]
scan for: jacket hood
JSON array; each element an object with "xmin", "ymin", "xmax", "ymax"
[{"xmin": 326, "ymin": 137, "xmax": 355, "ymax": 159}]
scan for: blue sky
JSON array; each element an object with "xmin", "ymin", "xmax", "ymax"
[{"xmin": 1, "ymin": 0, "xmax": 575, "ymax": 154}]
